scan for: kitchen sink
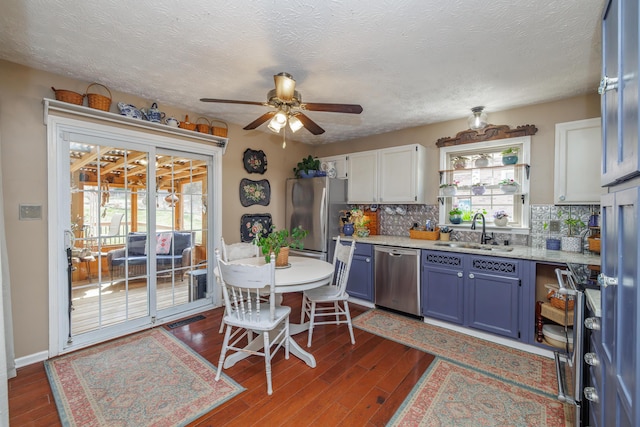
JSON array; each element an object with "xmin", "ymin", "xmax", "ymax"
[{"xmin": 434, "ymin": 242, "xmax": 514, "ymax": 252}]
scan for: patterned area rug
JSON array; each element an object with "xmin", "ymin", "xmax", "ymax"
[
  {"xmin": 45, "ymin": 328, "xmax": 244, "ymax": 427},
  {"xmin": 354, "ymin": 309, "xmax": 557, "ymax": 394},
  {"xmin": 354, "ymin": 310, "xmax": 571, "ymax": 427},
  {"xmin": 389, "ymin": 359, "xmax": 569, "ymax": 426}
]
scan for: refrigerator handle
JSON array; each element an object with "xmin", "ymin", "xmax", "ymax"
[{"xmin": 320, "ymin": 187, "xmax": 327, "ymax": 240}]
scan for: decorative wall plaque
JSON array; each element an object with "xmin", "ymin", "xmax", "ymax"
[
  {"xmin": 436, "ymin": 124, "xmax": 538, "ymax": 147},
  {"xmin": 239, "ymin": 178, "xmax": 270, "ymax": 207},
  {"xmin": 240, "ymin": 213, "xmax": 272, "ymax": 242},
  {"xmin": 243, "ymin": 148, "xmax": 267, "ymax": 174}
]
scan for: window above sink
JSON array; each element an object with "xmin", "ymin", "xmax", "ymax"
[{"xmin": 438, "ymin": 136, "xmax": 531, "ymax": 234}]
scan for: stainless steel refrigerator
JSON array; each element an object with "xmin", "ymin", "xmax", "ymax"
[{"xmin": 285, "ymin": 177, "xmax": 348, "ymax": 261}]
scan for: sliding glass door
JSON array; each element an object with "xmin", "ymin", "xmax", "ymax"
[{"xmin": 55, "ymin": 120, "xmax": 216, "ymax": 353}]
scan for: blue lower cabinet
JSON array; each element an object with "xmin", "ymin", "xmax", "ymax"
[
  {"xmin": 465, "ymin": 255, "xmax": 521, "ymax": 339},
  {"xmin": 421, "ymin": 250, "xmax": 465, "ymax": 324},
  {"xmin": 344, "ymin": 242, "xmax": 374, "ymax": 302},
  {"xmin": 421, "ymin": 250, "xmax": 524, "ymax": 341}
]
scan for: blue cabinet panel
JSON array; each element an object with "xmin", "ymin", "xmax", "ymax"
[
  {"xmin": 344, "ymin": 241, "xmax": 374, "ymax": 301},
  {"xmin": 466, "ymin": 255, "xmax": 521, "ymax": 339},
  {"xmin": 421, "ymin": 250, "xmax": 465, "ymax": 324}
]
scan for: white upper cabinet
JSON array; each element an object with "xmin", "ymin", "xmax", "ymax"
[
  {"xmin": 318, "ymin": 154, "xmax": 348, "ymax": 179},
  {"xmin": 347, "ymin": 144, "xmax": 426, "ymax": 204},
  {"xmin": 347, "ymin": 150, "xmax": 378, "ymax": 203},
  {"xmin": 554, "ymin": 118, "xmax": 602, "ymax": 204}
]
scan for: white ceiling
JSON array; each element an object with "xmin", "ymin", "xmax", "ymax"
[{"xmin": 0, "ymin": 0, "xmax": 606, "ymax": 144}]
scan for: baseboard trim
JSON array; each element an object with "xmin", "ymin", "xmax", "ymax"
[{"xmin": 15, "ymin": 350, "xmax": 49, "ymax": 369}]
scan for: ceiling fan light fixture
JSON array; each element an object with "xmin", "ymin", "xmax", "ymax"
[
  {"xmin": 267, "ymin": 110, "xmax": 287, "ymax": 133},
  {"xmin": 468, "ymin": 106, "xmax": 488, "ymax": 130},
  {"xmin": 288, "ymin": 114, "xmax": 303, "ymax": 133}
]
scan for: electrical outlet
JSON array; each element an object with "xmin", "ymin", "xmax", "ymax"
[{"xmin": 549, "ymin": 220, "xmax": 561, "ymax": 233}]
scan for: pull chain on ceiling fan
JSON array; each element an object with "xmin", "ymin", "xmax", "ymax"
[{"xmin": 201, "ymin": 72, "xmax": 363, "ymax": 138}]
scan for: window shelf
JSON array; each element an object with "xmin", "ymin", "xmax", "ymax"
[{"xmin": 439, "ymin": 163, "xmax": 530, "ymax": 181}]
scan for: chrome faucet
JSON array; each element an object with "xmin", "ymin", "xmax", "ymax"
[{"xmin": 471, "ymin": 213, "xmax": 494, "ymax": 245}]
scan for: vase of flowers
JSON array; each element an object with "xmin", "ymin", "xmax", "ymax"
[
  {"xmin": 493, "ymin": 210, "xmax": 509, "ymax": 227},
  {"xmin": 501, "ymin": 147, "xmax": 519, "ymax": 165},
  {"xmin": 449, "ymin": 206, "xmax": 463, "ymax": 224},
  {"xmin": 499, "ymin": 178, "xmax": 519, "ymax": 193},
  {"xmin": 440, "ymin": 181, "xmax": 459, "ymax": 196}
]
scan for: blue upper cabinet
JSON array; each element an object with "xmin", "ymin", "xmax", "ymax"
[
  {"xmin": 598, "ymin": 1, "xmax": 640, "ymax": 426},
  {"xmin": 601, "ymin": 0, "xmax": 640, "ymax": 186}
]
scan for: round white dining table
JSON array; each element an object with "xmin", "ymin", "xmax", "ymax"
[{"xmin": 222, "ymin": 256, "xmax": 334, "ymax": 369}]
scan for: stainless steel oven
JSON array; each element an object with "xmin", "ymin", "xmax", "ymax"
[{"xmin": 553, "ymin": 268, "xmax": 586, "ymax": 426}]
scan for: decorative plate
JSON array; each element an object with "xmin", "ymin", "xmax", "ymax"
[
  {"xmin": 240, "ymin": 213, "xmax": 272, "ymax": 242},
  {"xmin": 240, "ymin": 178, "xmax": 270, "ymax": 207},
  {"xmin": 243, "ymin": 148, "xmax": 267, "ymax": 174}
]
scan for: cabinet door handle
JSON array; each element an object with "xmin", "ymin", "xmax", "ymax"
[
  {"xmin": 583, "ymin": 386, "xmax": 599, "ymax": 402},
  {"xmin": 468, "ymin": 273, "xmax": 475, "ymax": 279},
  {"xmin": 365, "ymin": 257, "xmax": 371, "ymax": 263},
  {"xmin": 457, "ymin": 272, "xmax": 463, "ymax": 278},
  {"xmin": 558, "ymin": 195, "xmax": 566, "ymax": 202},
  {"xmin": 584, "ymin": 317, "xmax": 600, "ymax": 330},
  {"xmin": 598, "ymin": 273, "xmax": 618, "ymax": 287},
  {"xmin": 598, "ymin": 75, "xmax": 619, "ymax": 94},
  {"xmin": 584, "ymin": 352, "xmax": 600, "ymax": 366}
]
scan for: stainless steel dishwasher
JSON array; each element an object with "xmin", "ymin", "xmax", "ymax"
[{"xmin": 374, "ymin": 246, "xmax": 421, "ymax": 316}]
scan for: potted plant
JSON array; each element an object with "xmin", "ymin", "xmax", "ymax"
[
  {"xmin": 451, "ymin": 156, "xmax": 469, "ymax": 170},
  {"xmin": 560, "ymin": 211, "xmax": 586, "ymax": 252},
  {"xmin": 501, "ymin": 147, "xmax": 519, "ymax": 165},
  {"xmin": 471, "ymin": 182, "xmax": 486, "ymax": 195},
  {"xmin": 440, "ymin": 180, "xmax": 459, "ymax": 196},
  {"xmin": 474, "ymin": 153, "xmax": 491, "ymax": 168},
  {"xmin": 449, "ymin": 205, "xmax": 463, "ymax": 224},
  {"xmin": 255, "ymin": 225, "xmax": 308, "ymax": 266},
  {"xmin": 293, "ymin": 155, "xmax": 321, "ymax": 178},
  {"xmin": 493, "ymin": 210, "xmax": 509, "ymax": 227},
  {"xmin": 499, "ymin": 178, "xmax": 519, "ymax": 193}
]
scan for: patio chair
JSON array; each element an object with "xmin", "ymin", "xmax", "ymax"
[
  {"xmin": 300, "ymin": 236, "xmax": 356, "ymax": 347},
  {"xmin": 215, "ymin": 249, "xmax": 290, "ymax": 395}
]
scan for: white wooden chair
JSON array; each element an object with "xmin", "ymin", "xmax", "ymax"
[
  {"xmin": 218, "ymin": 237, "xmax": 261, "ymax": 333},
  {"xmin": 215, "ymin": 249, "xmax": 290, "ymax": 395},
  {"xmin": 300, "ymin": 237, "xmax": 356, "ymax": 347},
  {"xmin": 221, "ymin": 237, "xmax": 260, "ymax": 262}
]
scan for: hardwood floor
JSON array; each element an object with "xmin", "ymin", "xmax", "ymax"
[{"xmin": 8, "ymin": 293, "xmax": 434, "ymax": 426}]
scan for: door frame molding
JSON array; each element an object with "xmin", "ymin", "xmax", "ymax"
[{"xmin": 46, "ymin": 113, "xmax": 223, "ymax": 357}]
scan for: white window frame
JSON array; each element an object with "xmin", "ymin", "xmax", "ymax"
[{"xmin": 438, "ymin": 136, "xmax": 531, "ymax": 235}]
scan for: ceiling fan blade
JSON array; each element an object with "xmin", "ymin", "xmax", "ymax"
[
  {"xmin": 274, "ymin": 72, "xmax": 296, "ymax": 101},
  {"xmin": 243, "ymin": 111, "xmax": 276, "ymax": 130},
  {"xmin": 293, "ymin": 112, "xmax": 325, "ymax": 135},
  {"xmin": 301, "ymin": 102, "xmax": 363, "ymax": 114},
  {"xmin": 200, "ymin": 98, "xmax": 265, "ymax": 107}
]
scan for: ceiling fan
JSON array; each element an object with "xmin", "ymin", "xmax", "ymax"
[{"xmin": 200, "ymin": 72, "xmax": 363, "ymax": 136}]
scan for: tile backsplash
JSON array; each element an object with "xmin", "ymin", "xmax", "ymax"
[{"xmin": 352, "ymin": 203, "xmax": 600, "ymax": 248}]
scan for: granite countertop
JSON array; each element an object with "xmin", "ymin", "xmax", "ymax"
[{"xmin": 340, "ymin": 235, "xmax": 601, "ymax": 265}]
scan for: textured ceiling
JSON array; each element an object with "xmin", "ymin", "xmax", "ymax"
[{"xmin": 0, "ymin": 0, "xmax": 605, "ymax": 144}]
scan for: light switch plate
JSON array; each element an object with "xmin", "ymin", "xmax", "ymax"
[
  {"xmin": 549, "ymin": 220, "xmax": 561, "ymax": 233},
  {"xmin": 19, "ymin": 204, "xmax": 42, "ymax": 220}
]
